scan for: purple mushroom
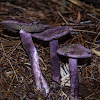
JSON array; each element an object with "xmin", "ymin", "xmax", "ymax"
[
  {"xmin": 57, "ymin": 44, "xmax": 92, "ymax": 100},
  {"xmin": 32, "ymin": 26, "xmax": 73, "ymax": 83},
  {"xmin": 1, "ymin": 19, "xmax": 73, "ymax": 86},
  {"xmin": 1, "ymin": 20, "xmax": 50, "ymax": 94},
  {"xmin": 19, "ymin": 29, "xmax": 49, "ymax": 94}
]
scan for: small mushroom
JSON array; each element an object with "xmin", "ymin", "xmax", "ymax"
[
  {"xmin": 57, "ymin": 44, "xmax": 92, "ymax": 100},
  {"xmin": 32, "ymin": 26, "xmax": 73, "ymax": 83}
]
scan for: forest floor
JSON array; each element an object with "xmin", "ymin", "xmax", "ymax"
[{"xmin": 0, "ymin": 0, "xmax": 100, "ymax": 100}]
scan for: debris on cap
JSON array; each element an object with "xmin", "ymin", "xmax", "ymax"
[
  {"xmin": 57, "ymin": 44, "xmax": 92, "ymax": 58},
  {"xmin": 1, "ymin": 20, "xmax": 50, "ymax": 33}
]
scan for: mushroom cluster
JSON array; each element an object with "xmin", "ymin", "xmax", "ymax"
[
  {"xmin": 1, "ymin": 20, "xmax": 92, "ymax": 99},
  {"xmin": 1, "ymin": 19, "xmax": 73, "ymax": 94},
  {"xmin": 1, "ymin": 20, "xmax": 50, "ymax": 94}
]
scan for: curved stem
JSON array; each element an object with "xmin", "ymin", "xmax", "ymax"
[{"xmin": 19, "ymin": 29, "xmax": 49, "ymax": 94}]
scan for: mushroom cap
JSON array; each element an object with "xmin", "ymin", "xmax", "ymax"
[
  {"xmin": 57, "ymin": 44, "xmax": 92, "ymax": 58},
  {"xmin": 32, "ymin": 26, "xmax": 73, "ymax": 41},
  {"xmin": 1, "ymin": 20, "xmax": 50, "ymax": 33}
]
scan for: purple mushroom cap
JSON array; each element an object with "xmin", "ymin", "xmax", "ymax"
[
  {"xmin": 32, "ymin": 26, "xmax": 73, "ymax": 41},
  {"xmin": 1, "ymin": 20, "xmax": 50, "ymax": 33},
  {"xmin": 57, "ymin": 44, "xmax": 92, "ymax": 58}
]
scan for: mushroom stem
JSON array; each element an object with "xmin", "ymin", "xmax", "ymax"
[
  {"xmin": 19, "ymin": 29, "xmax": 49, "ymax": 94},
  {"xmin": 49, "ymin": 39, "xmax": 61, "ymax": 83},
  {"xmin": 69, "ymin": 58, "xmax": 79, "ymax": 100}
]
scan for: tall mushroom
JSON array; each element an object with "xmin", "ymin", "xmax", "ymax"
[
  {"xmin": 32, "ymin": 26, "xmax": 73, "ymax": 83},
  {"xmin": 1, "ymin": 20, "xmax": 50, "ymax": 94},
  {"xmin": 57, "ymin": 44, "xmax": 92, "ymax": 100},
  {"xmin": 1, "ymin": 19, "xmax": 73, "ymax": 85}
]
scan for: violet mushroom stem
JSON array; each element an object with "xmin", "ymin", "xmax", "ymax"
[
  {"xmin": 32, "ymin": 26, "xmax": 73, "ymax": 84},
  {"xmin": 69, "ymin": 58, "xmax": 79, "ymax": 100},
  {"xmin": 19, "ymin": 29, "xmax": 49, "ymax": 94},
  {"xmin": 57, "ymin": 44, "xmax": 92, "ymax": 100},
  {"xmin": 49, "ymin": 39, "xmax": 61, "ymax": 83}
]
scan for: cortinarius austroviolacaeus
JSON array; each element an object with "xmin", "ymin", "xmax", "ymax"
[
  {"xmin": 1, "ymin": 19, "xmax": 73, "ymax": 84},
  {"xmin": 57, "ymin": 44, "xmax": 92, "ymax": 100},
  {"xmin": 19, "ymin": 29, "xmax": 50, "ymax": 94},
  {"xmin": 1, "ymin": 20, "xmax": 50, "ymax": 94},
  {"xmin": 1, "ymin": 20, "xmax": 73, "ymax": 93},
  {"xmin": 32, "ymin": 26, "xmax": 73, "ymax": 83}
]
